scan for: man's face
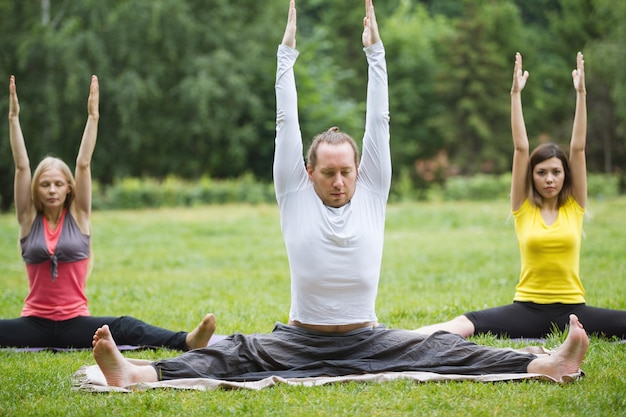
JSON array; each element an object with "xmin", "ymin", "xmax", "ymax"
[{"xmin": 307, "ymin": 142, "xmax": 358, "ymax": 208}]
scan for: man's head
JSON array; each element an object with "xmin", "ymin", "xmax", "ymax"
[{"xmin": 306, "ymin": 127, "xmax": 359, "ymax": 208}]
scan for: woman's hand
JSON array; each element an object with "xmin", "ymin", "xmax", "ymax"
[
  {"xmin": 9, "ymin": 75, "xmax": 20, "ymax": 120},
  {"xmin": 510, "ymin": 52, "xmax": 529, "ymax": 95},
  {"xmin": 87, "ymin": 75, "xmax": 99, "ymax": 120},
  {"xmin": 572, "ymin": 52, "xmax": 585, "ymax": 94}
]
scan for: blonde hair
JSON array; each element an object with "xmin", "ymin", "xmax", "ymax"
[
  {"xmin": 30, "ymin": 156, "xmax": 94, "ymax": 275},
  {"xmin": 31, "ymin": 156, "xmax": 76, "ymax": 212}
]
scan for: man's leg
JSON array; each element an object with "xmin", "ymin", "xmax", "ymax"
[
  {"xmin": 92, "ymin": 325, "xmax": 159, "ymax": 386},
  {"xmin": 526, "ymin": 314, "xmax": 589, "ymax": 381},
  {"xmin": 93, "ymin": 315, "xmax": 589, "ymax": 387},
  {"xmin": 411, "ymin": 314, "xmax": 588, "ymax": 382}
]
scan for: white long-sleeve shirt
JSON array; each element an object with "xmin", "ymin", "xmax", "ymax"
[{"xmin": 273, "ymin": 42, "xmax": 390, "ymax": 325}]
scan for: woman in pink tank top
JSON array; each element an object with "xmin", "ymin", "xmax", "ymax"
[{"xmin": 3, "ymin": 75, "xmax": 216, "ymax": 349}]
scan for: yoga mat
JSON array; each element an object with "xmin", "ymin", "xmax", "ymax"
[{"xmin": 73, "ymin": 346, "xmax": 584, "ymax": 392}]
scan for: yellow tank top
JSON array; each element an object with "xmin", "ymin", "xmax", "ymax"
[{"xmin": 513, "ymin": 197, "xmax": 585, "ymax": 303}]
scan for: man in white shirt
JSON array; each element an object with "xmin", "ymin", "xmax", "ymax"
[
  {"xmin": 275, "ymin": 0, "xmax": 389, "ymax": 332},
  {"xmin": 91, "ymin": 0, "xmax": 588, "ymax": 386}
]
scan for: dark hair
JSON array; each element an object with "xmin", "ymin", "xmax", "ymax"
[
  {"xmin": 527, "ymin": 143, "xmax": 571, "ymax": 208},
  {"xmin": 306, "ymin": 127, "xmax": 359, "ymax": 170}
]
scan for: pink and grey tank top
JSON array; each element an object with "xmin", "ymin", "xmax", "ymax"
[{"xmin": 20, "ymin": 209, "xmax": 91, "ymax": 320}]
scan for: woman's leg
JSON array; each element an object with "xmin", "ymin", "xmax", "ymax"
[
  {"xmin": 414, "ymin": 315, "xmax": 475, "ymax": 337},
  {"xmin": 563, "ymin": 304, "xmax": 626, "ymax": 338},
  {"xmin": 60, "ymin": 314, "xmax": 216, "ymax": 349},
  {"xmin": 416, "ymin": 302, "xmax": 562, "ymax": 338},
  {"xmin": 107, "ymin": 314, "xmax": 216, "ymax": 350},
  {"xmin": 414, "ymin": 303, "xmax": 546, "ymax": 338},
  {"xmin": 0, "ymin": 317, "xmax": 54, "ymax": 347},
  {"xmin": 58, "ymin": 316, "xmax": 120, "ymax": 348},
  {"xmin": 465, "ymin": 302, "xmax": 557, "ymax": 338},
  {"xmin": 106, "ymin": 316, "xmax": 187, "ymax": 350}
]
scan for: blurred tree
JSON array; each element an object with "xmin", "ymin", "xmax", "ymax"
[
  {"xmin": 0, "ymin": 0, "xmax": 624, "ymax": 211},
  {"xmin": 0, "ymin": 0, "xmax": 101, "ymax": 210},
  {"xmin": 583, "ymin": 0, "xmax": 626, "ymax": 175},
  {"xmin": 383, "ymin": 1, "xmax": 452, "ymax": 187},
  {"xmin": 95, "ymin": 0, "xmax": 284, "ymax": 181},
  {"xmin": 429, "ymin": 0, "xmax": 524, "ymax": 176},
  {"xmin": 519, "ymin": 0, "xmax": 625, "ymax": 176},
  {"xmin": 293, "ymin": 1, "xmax": 374, "ymax": 147}
]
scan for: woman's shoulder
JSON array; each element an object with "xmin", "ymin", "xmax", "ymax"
[
  {"xmin": 513, "ymin": 198, "xmax": 532, "ymax": 216},
  {"xmin": 561, "ymin": 196, "xmax": 584, "ymax": 213},
  {"xmin": 17, "ymin": 206, "xmax": 39, "ymax": 240},
  {"xmin": 68, "ymin": 205, "xmax": 91, "ymax": 236}
]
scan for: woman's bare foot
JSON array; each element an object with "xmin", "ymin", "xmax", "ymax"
[
  {"xmin": 93, "ymin": 325, "xmax": 158, "ymax": 387},
  {"xmin": 527, "ymin": 314, "xmax": 589, "ymax": 382},
  {"xmin": 185, "ymin": 313, "xmax": 217, "ymax": 350}
]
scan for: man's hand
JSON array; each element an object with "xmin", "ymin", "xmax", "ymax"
[
  {"xmin": 362, "ymin": 0, "xmax": 381, "ymax": 47},
  {"xmin": 281, "ymin": 0, "xmax": 297, "ymax": 48}
]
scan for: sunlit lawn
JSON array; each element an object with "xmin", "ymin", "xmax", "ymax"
[{"xmin": 1, "ymin": 199, "xmax": 625, "ymax": 416}]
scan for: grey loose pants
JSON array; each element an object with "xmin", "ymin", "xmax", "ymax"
[{"xmin": 153, "ymin": 323, "xmax": 536, "ymax": 381}]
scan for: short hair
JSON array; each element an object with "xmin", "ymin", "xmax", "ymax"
[
  {"xmin": 306, "ymin": 127, "xmax": 359, "ymax": 170},
  {"xmin": 31, "ymin": 156, "xmax": 75, "ymax": 213},
  {"xmin": 527, "ymin": 143, "xmax": 571, "ymax": 208}
]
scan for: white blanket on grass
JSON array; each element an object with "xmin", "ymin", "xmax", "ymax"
[{"xmin": 72, "ymin": 346, "xmax": 583, "ymax": 392}]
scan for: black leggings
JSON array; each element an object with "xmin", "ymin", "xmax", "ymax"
[
  {"xmin": 0, "ymin": 315, "xmax": 188, "ymax": 349},
  {"xmin": 465, "ymin": 301, "xmax": 626, "ymax": 338}
]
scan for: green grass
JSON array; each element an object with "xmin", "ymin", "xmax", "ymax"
[{"xmin": 1, "ymin": 199, "xmax": 625, "ymax": 416}]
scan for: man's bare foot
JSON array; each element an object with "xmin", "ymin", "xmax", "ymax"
[
  {"xmin": 185, "ymin": 313, "xmax": 216, "ymax": 350},
  {"xmin": 93, "ymin": 325, "xmax": 158, "ymax": 387},
  {"xmin": 528, "ymin": 314, "xmax": 589, "ymax": 382}
]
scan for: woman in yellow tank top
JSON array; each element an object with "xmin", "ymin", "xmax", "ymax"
[{"xmin": 416, "ymin": 52, "xmax": 626, "ymax": 339}]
